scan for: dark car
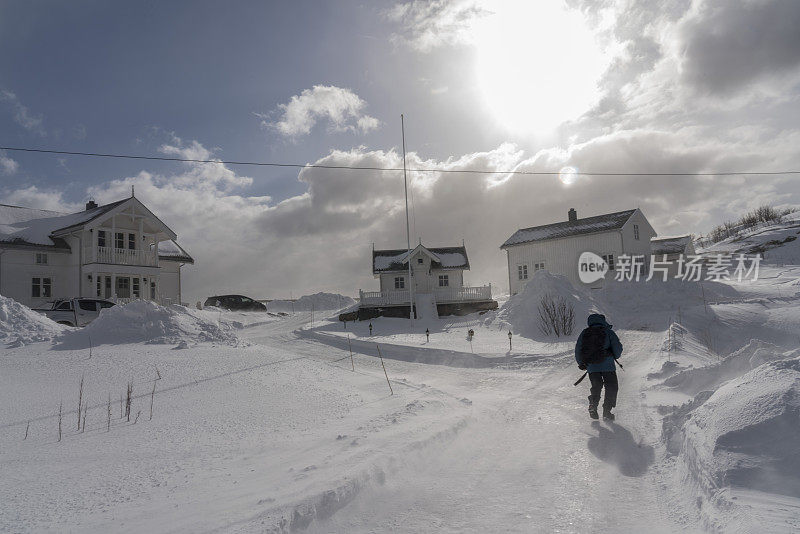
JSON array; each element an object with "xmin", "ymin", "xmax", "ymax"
[{"xmin": 204, "ymin": 295, "xmax": 267, "ymax": 311}]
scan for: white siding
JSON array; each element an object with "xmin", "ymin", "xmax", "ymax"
[
  {"xmin": 158, "ymin": 261, "xmax": 182, "ymax": 304},
  {"xmin": 378, "ymin": 249, "xmax": 465, "ymax": 293},
  {"xmin": 505, "ymin": 230, "xmax": 622, "ymax": 294},
  {"xmin": 0, "ymin": 248, "xmax": 78, "ymax": 308}
]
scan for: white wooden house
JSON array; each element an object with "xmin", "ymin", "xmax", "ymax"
[
  {"xmin": 0, "ymin": 196, "xmax": 193, "ymax": 308},
  {"xmin": 501, "ymin": 208, "xmax": 656, "ymax": 293},
  {"xmin": 355, "ymin": 243, "xmax": 496, "ymax": 319}
]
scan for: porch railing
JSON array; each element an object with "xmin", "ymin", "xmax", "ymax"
[
  {"xmin": 359, "ymin": 285, "xmax": 492, "ymax": 306},
  {"xmin": 95, "ymin": 246, "xmax": 157, "ymax": 266}
]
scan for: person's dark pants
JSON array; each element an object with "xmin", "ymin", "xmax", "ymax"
[{"xmin": 588, "ymin": 371, "xmax": 618, "ymax": 410}]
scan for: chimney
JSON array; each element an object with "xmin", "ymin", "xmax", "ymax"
[
  {"xmin": 85, "ymin": 200, "xmax": 98, "ymax": 211},
  {"xmin": 568, "ymin": 208, "xmax": 577, "ymax": 222}
]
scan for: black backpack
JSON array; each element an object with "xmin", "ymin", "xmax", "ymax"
[{"xmin": 579, "ymin": 326, "xmax": 609, "ymax": 365}]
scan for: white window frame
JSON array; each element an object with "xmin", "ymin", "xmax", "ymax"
[
  {"xmin": 438, "ymin": 274, "xmax": 449, "ymax": 287},
  {"xmin": 115, "ymin": 232, "xmax": 125, "ymax": 249},
  {"xmin": 534, "ymin": 262, "xmax": 545, "ymax": 271},
  {"xmin": 394, "ymin": 276, "xmax": 405, "ymax": 289},
  {"xmin": 97, "ymin": 230, "xmax": 106, "ymax": 248},
  {"xmin": 517, "ymin": 264, "xmax": 528, "ymax": 280},
  {"xmin": 634, "ymin": 224, "xmax": 640, "ymax": 240},
  {"xmin": 35, "ymin": 252, "xmax": 48, "ymax": 265},
  {"xmin": 31, "ymin": 276, "xmax": 53, "ymax": 298}
]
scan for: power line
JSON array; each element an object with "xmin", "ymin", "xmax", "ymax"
[{"xmin": 2, "ymin": 145, "xmax": 800, "ymax": 177}]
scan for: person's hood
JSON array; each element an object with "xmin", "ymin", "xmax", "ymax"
[{"xmin": 587, "ymin": 313, "xmax": 612, "ymax": 328}]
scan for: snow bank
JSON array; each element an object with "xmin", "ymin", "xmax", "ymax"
[
  {"xmin": 57, "ymin": 301, "xmax": 243, "ymax": 348},
  {"xmin": 596, "ymin": 277, "xmax": 739, "ymax": 317},
  {"xmin": 0, "ymin": 294, "xmax": 66, "ymax": 345},
  {"xmin": 663, "ymin": 340, "xmax": 798, "ymax": 395},
  {"xmin": 665, "ymin": 357, "xmax": 800, "ymax": 500},
  {"xmin": 267, "ymin": 292, "xmax": 355, "ymax": 312},
  {"xmin": 488, "ymin": 271, "xmax": 602, "ymax": 339}
]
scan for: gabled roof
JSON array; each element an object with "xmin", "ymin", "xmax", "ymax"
[
  {"xmin": 501, "ymin": 209, "xmax": 637, "ymax": 248},
  {"xmin": 373, "ymin": 244, "xmax": 469, "ymax": 273},
  {"xmin": 158, "ymin": 240, "xmax": 194, "ymax": 263},
  {"xmin": 0, "ymin": 198, "xmax": 188, "ymax": 260},
  {"xmin": 651, "ymin": 235, "xmax": 692, "ymax": 255}
]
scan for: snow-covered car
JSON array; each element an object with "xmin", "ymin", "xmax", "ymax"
[
  {"xmin": 35, "ymin": 298, "xmax": 116, "ymax": 327},
  {"xmin": 204, "ymin": 295, "xmax": 267, "ymax": 311}
]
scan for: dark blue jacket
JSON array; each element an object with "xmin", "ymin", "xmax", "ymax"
[{"xmin": 574, "ymin": 314, "xmax": 623, "ymax": 373}]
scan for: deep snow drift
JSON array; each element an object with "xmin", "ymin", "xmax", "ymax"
[
  {"xmin": 0, "ymin": 294, "xmax": 67, "ymax": 346},
  {"xmin": 486, "ymin": 271, "xmax": 601, "ymax": 339},
  {"xmin": 57, "ymin": 301, "xmax": 243, "ymax": 348}
]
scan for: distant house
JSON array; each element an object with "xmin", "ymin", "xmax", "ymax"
[
  {"xmin": 0, "ymin": 196, "xmax": 193, "ymax": 308},
  {"xmin": 354, "ymin": 243, "xmax": 496, "ymax": 320},
  {"xmin": 501, "ymin": 208, "xmax": 656, "ymax": 293},
  {"xmin": 651, "ymin": 235, "xmax": 695, "ymax": 278}
]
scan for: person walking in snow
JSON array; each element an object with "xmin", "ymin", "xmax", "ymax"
[{"xmin": 574, "ymin": 313, "xmax": 623, "ymax": 420}]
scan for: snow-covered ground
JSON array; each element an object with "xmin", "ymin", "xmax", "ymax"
[{"xmin": 2, "ymin": 230, "xmax": 800, "ymax": 532}]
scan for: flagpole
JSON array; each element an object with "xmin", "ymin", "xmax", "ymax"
[{"xmin": 401, "ymin": 114, "xmax": 414, "ymax": 325}]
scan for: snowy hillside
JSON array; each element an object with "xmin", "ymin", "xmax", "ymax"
[{"xmin": 700, "ymin": 215, "xmax": 800, "ymax": 264}]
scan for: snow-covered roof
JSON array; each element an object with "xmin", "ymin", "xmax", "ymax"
[
  {"xmin": 501, "ymin": 209, "xmax": 637, "ymax": 248},
  {"xmin": 0, "ymin": 200, "xmax": 125, "ymax": 248},
  {"xmin": 157, "ymin": 240, "xmax": 194, "ymax": 263},
  {"xmin": 651, "ymin": 235, "xmax": 692, "ymax": 255},
  {"xmin": 373, "ymin": 245, "xmax": 469, "ymax": 273},
  {"xmin": 0, "ymin": 199, "xmax": 192, "ymax": 262}
]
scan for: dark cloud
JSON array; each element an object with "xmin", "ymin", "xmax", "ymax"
[{"xmin": 680, "ymin": 0, "xmax": 800, "ymax": 95}]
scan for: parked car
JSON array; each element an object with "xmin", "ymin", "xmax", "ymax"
[
  {"xmin": 35, "ymin": 298, "xmax": 116, "ymax": 327},
  {"xmin": 204, "ymin": 295, "xmax": 267, "ymax": 311}
]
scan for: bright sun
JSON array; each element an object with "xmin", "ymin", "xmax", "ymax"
[{"xmin": 474, "ymin": 1, "xmax": 608, "ymax": 133}]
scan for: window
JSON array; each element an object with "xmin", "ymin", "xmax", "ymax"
[
  {"xmin": 633, "ymin": 224, "xmax": 640, "ymax": 240},
  {"xmin": 96, "ymin": 277, "xmax": 102, "ymax": 297},
  {"xmin": 128, "ymin": 233, "xmax": 136, "ymax": 250},
  {"xmin": 394, "ymin": 276, "xmax": 405, "ymax": 289},
  {"xmin": 517, "ymin": 264, "xmax": 528, "ymax": 280},
  {"xmin": 98, "ymin": 230, "xmax": 106, "ymax": 248},
  {"xmin": 150, "ymin": 281, "xmax": 156, "ymax": 299},
  {"xmin": 534, "ymin": 262, "xmax": 545, "ymax": 271},
  {"xmin": 55, "ymin": 300, "xmax": 72, "ymax": 311},
  {"xmin": 32, "ymin": 277, "xmax": 52, "ymax": 298},
  {"xmin": 438, "ymin": 274, "xmax": 449, "ymax": 287},
  {"xmin": 104, "ymin": 277, "xmax": 111, "ymax": 298},
  {"xmin": 79, "ymin": 300, "xmax": 97, "ymax": 311},
  {"xmin": 417, "ymin": 258, "xmax": 423, "ymax": 264},
  {"xmin": 98, "ymin": 301, "xmax": 115, "ymax": 309},
  {"xmin": 35, "ymin": 253, "xmax": 48, "ymax": 265},
  {"xmin": 115, "ymin": 232, "xmax": 125, "ymax": 249},
  {"xmin": 602, "ymin": 254, "xmax": 615, "ymax": 270},
  {"xmin": 132, "ymin": 278, "xmax": 140, "ymax": 298}
]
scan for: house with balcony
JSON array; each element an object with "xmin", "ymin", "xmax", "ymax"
[
  {"xmin": 352, "ymin": 243, "xmax": 497, "ymax": 320},
  {"xmin": 0, "ymin": 195, "xmax": 193, "ymax": 308}
]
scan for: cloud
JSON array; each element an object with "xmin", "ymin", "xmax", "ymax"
[
  {"xmin": 264, "ymin": 85, "xmax": 381, "ymax": 138},
  {"xmin": 0, "ymin": 89, "xmax": 45, "ymax": 135},
  {"xmin": 386, "ymin": 0, "xmax": 487, "ymax": 51},
  {"xmin": 679, "ymin": 0, "xmax": 800, "ymax": 95},
  {"xmin": 0, "ymin": 152, "xmax": 18, "ymax": 175},
  {"xmin": 0, "ymin": 186, "xmax": 81, "ymax": 212}
]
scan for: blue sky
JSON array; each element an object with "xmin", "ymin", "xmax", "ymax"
[{"xmin": 2, "ymin": 1, "xmax": 800, "ymax": 300}]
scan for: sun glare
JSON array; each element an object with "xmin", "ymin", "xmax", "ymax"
[{"xmin": 474, "ymin": 1, "xmax": 608, "ymax": 133}]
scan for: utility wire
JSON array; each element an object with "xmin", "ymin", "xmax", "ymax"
[{"xmin": 2, "ymin": 145, "xmax": 800, "ymax": 177}]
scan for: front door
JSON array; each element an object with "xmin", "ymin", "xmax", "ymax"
[{"xmin": 116, "ymin": 277, "xmax": 131, "ymax": 298}]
